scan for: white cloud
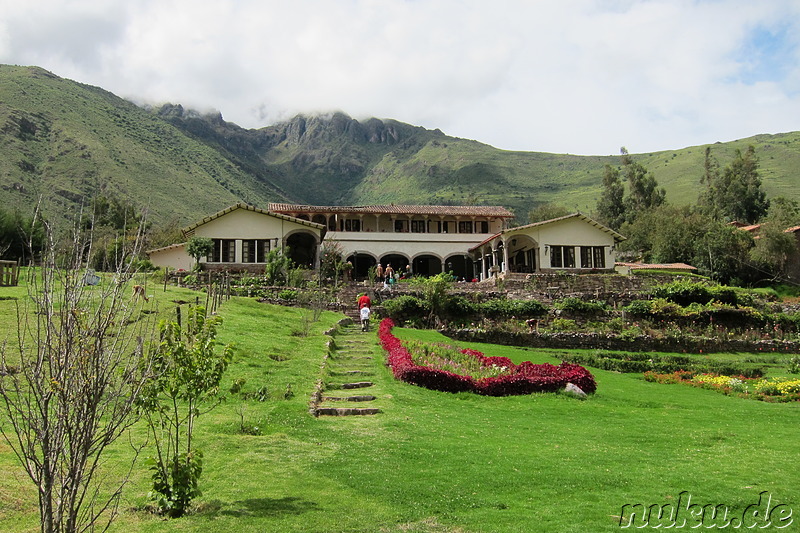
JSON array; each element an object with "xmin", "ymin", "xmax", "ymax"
[{"xmin": 1, "ymin": 0, "xmax": 798, "ymax": 154}]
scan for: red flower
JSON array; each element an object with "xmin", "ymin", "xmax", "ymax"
[{"xmin": 378, "ymin": 318, "xmax": 597, "ymax": 396}]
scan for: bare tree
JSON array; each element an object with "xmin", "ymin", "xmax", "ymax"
[{"xmin": 0, "ymin": 212, "xmax": 156, "ymax": 533}]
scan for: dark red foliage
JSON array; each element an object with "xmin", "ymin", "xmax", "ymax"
[{"xmin": 378, "ymin": 318, "xmax": 597, "ymax": 396}]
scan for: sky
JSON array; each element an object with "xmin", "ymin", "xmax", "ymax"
[{"xmin": 1, "ymin": 0, "xmax": 799, "ymax": 156}]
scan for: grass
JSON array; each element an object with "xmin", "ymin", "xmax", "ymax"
[{"xmin": 1, "ymin": 280, "xmax": 799, "ymax": 532}]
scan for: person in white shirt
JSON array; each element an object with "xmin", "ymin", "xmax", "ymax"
[{"xmin": 360, "ymin": 305, "xmax": 371, "ymax": 332}]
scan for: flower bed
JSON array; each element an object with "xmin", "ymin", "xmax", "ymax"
[
  {"xmin": 378, "ymin": 318, "xmax": 596, "ymax": 396},
  {"xmin": 643, "ymin": 371, "xmax": 800, "ymax": 402}
]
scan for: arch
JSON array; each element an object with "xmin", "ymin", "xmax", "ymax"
[
  {"xmin": 311, "ymin": 214, "xmax": 327, "ymax": 226},
  {"xmin": 444, "ymin": 254, "xmax": 475, "ymax": 281},
  {"xmin": 412, "ymin": 254, "xmax": 443, "ymax": 277},
  {"xmin": 379, "ymin": 253, "xmax": 410, "ymax": 277},
  {"xmin": 285, "ymin": 231, "xmax": 318, "ymax": 268},
  {"xmin": 506, "ymin": 234, "xmax": 538, "ymax": 273},
  {"xmin": 346, "ymin": 252, "xmax": 377, "ymax": 281}
]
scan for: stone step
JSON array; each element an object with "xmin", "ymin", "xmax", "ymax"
[
  {"xmin": 339, "ymin": 381, "xmax": 373, "ymax": 389},
  {"xmin": 315, "ymin": 407, "xmax": 381, "ymax": 416},
  {"xmin": 322, "ymin": 395, "xmax": 376, "ymax": 402},
  {"xmin": 329, "ymin": 370, "xmax": 373, "ymax": 377}
]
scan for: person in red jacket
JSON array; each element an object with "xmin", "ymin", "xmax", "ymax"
[{"xmin": 357, "ymin": 292, "xmax": 371, "ymax": 309}]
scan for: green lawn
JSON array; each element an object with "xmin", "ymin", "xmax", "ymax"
[{"xmin": 1, "ymin": 286, "xmax": 798, "ymax": 532}]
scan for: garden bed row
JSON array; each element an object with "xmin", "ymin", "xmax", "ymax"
[
  {"xmin": 378, "ymin": 318, "xmax": 596, "ymax": 396},
  {"xmin": 442, "ymin": 328, "xmax": 800, "ymax": 354}
]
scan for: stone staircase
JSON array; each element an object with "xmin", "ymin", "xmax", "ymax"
[{"xmin": 310, "ymin": 320, "xmax": 383, "ymax": 417}]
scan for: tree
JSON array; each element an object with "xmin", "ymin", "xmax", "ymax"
[
  {"xmin": 749, "ymin": 197, "xmax": 800, "ymax": 281},
  {"xmin": 185, "ymin": 237, "xmax": 214, "ymax": 270},
  {"xmin": 0, "ymin": 207, "xmax": 45, "ymax": 263},
  {"xmin": 693, "ymin": 220, "xmax": 756, "ymax": 284},
  {"xmin": 595, "ymin": 164, "xmax": 626, "ymax": 230},
  {"xmin": 264, "ymin": 247, "xmax": 293, "ymax": 286},
  {"xmin": 0, "ymin": 218, "xmax": 155, "ymax": 533},
  {"xmin": 138, "ymin": 306, "xmax": 232, "ymax": 517},
  {"xmin": 698, "ymin": 146, "xmax": 721, "ymax": 219},
  {"xmin": 617, "ymin": 205, "xmax": 756, "ymax": 284},
  {"xmin": 410, "ymin": 272, "xmax": 454, "ymax": 327},
  {"xmin": 703, "ymin": 145, "xmax": 769, "ymax": 224},
  {"xmin": 620, "ymin": 147, "xmax": 665, "ymax": 223},
  {"xmin": 319, "ymin": 241, "xmax": 347, "ymax": 286}
]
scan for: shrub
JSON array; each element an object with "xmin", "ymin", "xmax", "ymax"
[
  {"xmin": 651, "ymin": 280, "xmax": 714, "ymax": 306},
  {"xmin": 553, "ymin": 297, "xmax": 609, "ymax": 315},
  {"xmin": 623, "ymin": 300, "xmax": 653, "ymax": 316},
  {"xmin": 549, "ymin": 318, "xmax": 578, "ymax": 332},
  {"xmin": 788, "ymin": 356, "xmax": 800, "ymax": 374},
  {"xmin": 383, "ymin": 295, "xmax": 430, "ymax": 324},
  {"xmin": 278, "ymin": 289, "xmax": 298, "ymax": 301},
  {"xmin": 560, "ymin": 351, "xmax": 763, "ymax": 377},
  {"xmin": 650, "ymin": 279, "xmax": 754, "ymax": 307}
]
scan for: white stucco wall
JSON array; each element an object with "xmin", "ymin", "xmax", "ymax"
[
  {"xmin": 327, "ymin": 231, "xmax": 487, "ymax": 263},
  {"xmin": 192, "ymin": 208, "xmax": 318, "ymax": 240},
  {"xmin": 523, "ymin": 218, "xmax": 617, "ymax": 270},
  {"xmin": 147, "ymin": 244, "xmax": 194, "ymax": 271}
]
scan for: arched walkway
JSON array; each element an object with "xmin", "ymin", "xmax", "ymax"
[
  {"xmin": 380, "ymin": 254, "xmax": 410, "ymax": 277},
  {"xmin": 445, "ymin": 254, "xmax": 475, "ymax": 281},
  {"xmin": 346, "ymin": 253, "xmax": 377, "ymax": 281},
  {"xmin": 412, "ymin": 254, "xmax": 443, "ymax": 277},
  {"xmin": 286, "ymin": 231, "xmax": 317, "ymax": 268},
  {"xmin": 506, "ymin": 234, "xmax": 538, "ymax": 273}
]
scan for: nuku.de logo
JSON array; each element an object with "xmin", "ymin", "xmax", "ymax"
[{"xmin": 619, "ymin": 491, "xmax": 793, "ymax": 529}]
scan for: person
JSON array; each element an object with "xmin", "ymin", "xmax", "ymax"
[
  {"xmin": 343, "ymin": 261, "xmax": 353, "ymax": 282},
  {"xmin": 376, "ymin": 263, "xmax": 384, "ymax": 283},
  {"xmin": 384, "ymin": 263, "xmax": 394, "ymax": 289},
  {"xmin": 357, "ymin": 292, "xmax": 371, "ymax": 310},
  {"xmin": 360, "ymin": 304, "xmax": 371, "ymax": 332}
]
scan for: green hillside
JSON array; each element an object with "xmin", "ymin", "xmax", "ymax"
[
  {"xmin": 164, "ymin": 108, "xmax": 800, "ymax": 220},
  {"xmin": 0, "ymin": 65, "xmax": 289, "ymax": 226},
  {"xmin": 1, "ymin": 64, "xmax": 799, "ymax": 227}
]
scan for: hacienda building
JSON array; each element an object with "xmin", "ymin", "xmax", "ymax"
[
  {"xmin": 146, "ymin": 203, "xmax": 626, "ymax": 279},
  {"xmin": 267, "ymin": 203, "xmax": 514, "ymax": 280}
]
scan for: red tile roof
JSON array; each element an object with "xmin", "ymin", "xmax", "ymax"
[{"xmin": 268, "ymin": 203, "xmax": 514, "ymax": 218}]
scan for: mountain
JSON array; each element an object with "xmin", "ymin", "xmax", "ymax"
[
  {"xmin": 0, "ymin": 65, "xmax": 290, "ymax": 226},
  {"xmin": 2, "ymin": 64, "xmax": 799, "ymax": 229}
]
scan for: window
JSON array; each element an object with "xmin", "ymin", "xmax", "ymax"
[
  {"xmin": 477, "ymin": 220, "xmax": 489, "ymax": 233},
  {"xmin": 394, "ymin": 220, "xmax": 406, "ymax": 232},
  {"xmin": 550, "ymin": 246, "xmax": 575, "ymax": 268},
  {"xmin": 579, "ymin": 246, "xmax": 606, "ymax": 269},
  {"xmin": 211, "ymin": 239, "xmax": 236, "ymax": 262},
  {"xmin": 437, "ymin": 221, "xmax": 450, "ymax": 233},
  {"xmin": 343, "ymin": 219, "xmax": 361, "ymax": 232},
  {"xmin": 458, "ymin": 221, "xmax": 473, "ymax": 234},
  {"xmin": 592, "ymin": 246, "xmax": 606, "ymax": 268},
  {"xmin": 242, "ymin": 239, "xmax": 270, "ymax": 263},
  {"xmin": 410, "ymin": 220, "xmax": 426, "ymax": 233},
  {"xmin": 580, "ymin": 247, "xmax": 592, "ymax": 268}
]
